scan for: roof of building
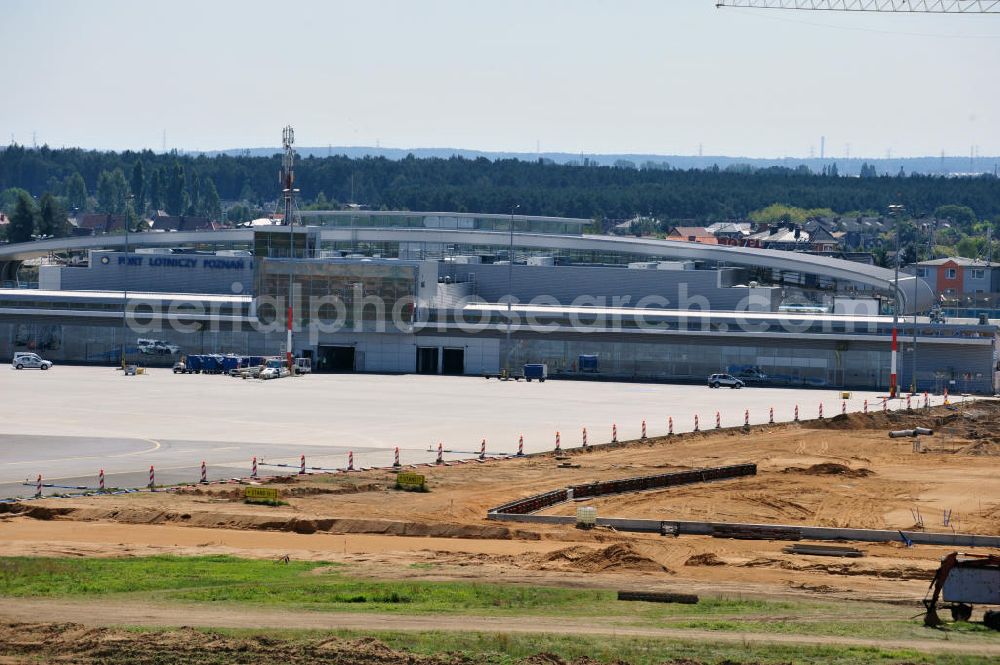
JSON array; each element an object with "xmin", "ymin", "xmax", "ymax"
[{"xmin": 915, "ymin": 257, "xmax": 997, "ymax": 268}]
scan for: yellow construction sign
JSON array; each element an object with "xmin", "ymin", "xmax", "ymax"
[
  {"xmin": 396, "ymin": 472, "xmax": 426, "ymax": 489},
  {"xmin": 245, "ymin": 486, "xmax": 279, "ymax": 502}
]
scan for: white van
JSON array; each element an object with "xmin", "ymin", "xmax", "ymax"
[{"xmin": 12, "ymin": 353, "xmax": 53, "ymax": 370}]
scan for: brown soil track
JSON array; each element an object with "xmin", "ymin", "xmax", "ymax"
[{"xmin": 1, "ymin": 599, "xmax": 997, "ymax": 657}]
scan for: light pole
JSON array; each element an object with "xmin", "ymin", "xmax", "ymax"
[
  {"xmin": 888, "ymin": 203, "xmax": 904, "ymax": 398},
  {"xmin": 120, "ymin": 194, "xmax": 135, "ymax": 370},
  {"xmin": 505, "ymin": 204, "xmax": 520, "ymax": 377}
]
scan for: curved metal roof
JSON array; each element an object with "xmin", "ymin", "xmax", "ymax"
[{"xmin": 0, "ymin": 227, "xmax": 933, "ymax": 313}]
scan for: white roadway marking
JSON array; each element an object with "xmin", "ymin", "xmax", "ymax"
[{"xmin": 0, "ymin": 438, "xmax": 162, "ymax": 467}]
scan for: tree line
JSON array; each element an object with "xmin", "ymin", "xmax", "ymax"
[{"xmin": 1, "ymin": 144, "xmax": 998, "ymax": 241}]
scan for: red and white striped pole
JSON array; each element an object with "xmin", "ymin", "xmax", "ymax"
[
  {"xmin": 348, "ymin": 451, "xmax": 354, "ymax": 471},
  {"xmin": 99, "ymin": 468, "xmax": 105, "ymax": 491},
  {"xmin": 582, "ymin": 427, "xmax": 588, "ymax": 447},
  {"xmin": 251, "ymin": 456, "xmax": 258, "ymax": 478},
  {"xmin": 200, "ymin": 460, "xmax": 207, "ymax": 483},
  {"xmin": 890, "ymin": 326, "xmax": 898, "ymax": 399},
  {"xmin": 517, "ymin": 434, "xmax": 524, "ymax": 456},
  {"xmin": 818, "ymin": 403, "xmax": 824, "ymax": 420},
  {"xmin": 612, "ymin": 423, "xmax": 618, "ymax": 443},
  {"xmin": 641, "ymin": 419, "xmax": 647, "ymax": 440},
  {"xmin": 393, "ymin": 447, "xmax": 400, "ymax": 467},
  {"xmin": 863, "ymin": 399, "xmax": 868, "ymax": 414},
  {"xmin": 300, "ymin": 454, "xmax": 306, "ymax": 474},
  {"xmin": 148, "ymin": 465, "xmax": 155, "ymax": 489},
  {"xmin": 715, "ymin": 411, "xmax": 721, "ymax": 429},
  {"xmin": 694, "ymin": 414, "xmax": 700, "ymax": 432},
  {"xmin": 842, "ymin": 400, "xmax": 846, "ymax": 416},
  {"xmin": 794, "ymin": 405, "xmax": 799, "ymax": 422},
  {"xmin": 768, "ymin": 407, "xmax": 774, "ymax": 425},
  {"xmin": 883, "ymin": 397, "xmax": 888, "ymax": 413},
  {"xmin": 35, "ymin": 474, "xmax": 42, "ymax": 498},
  {"xmin": 480, "ymin": 439, "xmax": 487, "ymax": 460},
  {"xmin": 924, "ymin": 391, "xmax": 929, "ymax": 410},
  {"xmin": 906, "ymin": 394, "xmax": 912, "ymax": 411},
  {"xmin": 744, "ymin": 409, "xmax": 749, "ymax": 427},
  {"xmin": 555, "ymin": 431, "xmax": 561, "ymax": 452},
  {"xmin": 436, "ymin": 442, "xmax": 443, "ymax": 465},
  {"xmin": 668, "ymin": 417, "xmax": 674, "ymax": 436}
]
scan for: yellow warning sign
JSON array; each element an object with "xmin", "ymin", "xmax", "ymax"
[
  {"xmin": 245, "ymin": 487, "xmax": 279, "ymax": 501},
  {"xmin": 396, "ymin": 472, "xmax": 425, "ymax": 488}
]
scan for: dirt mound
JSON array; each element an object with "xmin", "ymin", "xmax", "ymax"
[
  {"xmin": 537, "ymin": 544, "xmax": 670, "ymax": 574},
  {"xmin": 784, "ymin": 463, "xmax": 873, "ymax": 478},
  {"xmin": 0, "ymin": 622, "xmax": 472, "ymax": 665},
  {"xmin": 683, "ymin": 552, "xmax": 726, "ymax": 567}
]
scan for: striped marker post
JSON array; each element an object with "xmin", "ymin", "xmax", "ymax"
[
  {"xmin": 480, "ymin": 439, "xmax": 487, "ymax": 460},
  {"xmin": 35, "ymin": 474, "xmax": 42, "ymax": 498},
  {"xmin": 347, "ymin": 451, "xmax": 354, "ymax": 471},
  {"xmin": 768, "ymin": 407, "xmax": 774, "ymax": 425},
  {"xmin": 907, "ymin": 395, "xmax": 912, "ymax": 411},
  {"xmin": 517, "ymin": 435, "xmax": 524, "ymax": 456},
  {"xmin": 300, "ymin": 454, "xmax": 306, "ymax": 475},
  {"xmin": 641, "ymin": 420, "xmax": 647, "ymax": 440},
  {"xmin": 612, "ymin": 424, "xmax": 618, "ymax": 443},
  {"xmin": 818, "ymin": 403, "xmax": 824, "ymax": 420},
  {"xmin": 148, "ymin": 465, "xmax": 155, "ymax": 490},
  {"xmin": 99, "ymin": 469, "xmax": 105, "ymax": 491},
  {"xmin": 436, "ymin": 442, "xmax": 443, "ymax": 465},
  {"xmin": 883, "ymin": 398, "xmax": 888, "ymax": 414},
  {"xmin": 715, "ymin": 411, "xmax": 721, "ymax": 429},
  {"xmin": 924, "ymin": 392, "xmax": 929, "ymax": 410},
  {"xmin": 251, "ymin": 456, "xmax": 258, "ymax": 478},
  {"xmin": 794, "ymin": 405, "xmax": 799, "ymax": 422},
  {"xmin": 863, "ymin": 399, "xmax": 868, "ymax": 414},
  {"xmin": 944, "ymin": 387, "xmax": 950, "ymax": 405},
  {"xmin": 668, "ymin": 417, "xmax": 674, "ymax": 436},
  {"xmin": 555, "ymin": 431, "xmax": 561, "ymax": 452},
  {"xmin": 842, "ymin": 400, "xmax": 846, "ymax": 416},
  {"xmin": 393, "ymin": 447, "xmax": 401, "ymax": 467},
  {"xmin": 582, "ymin": 427, "xmax": 588, "ymax": 447},
  {"xmin": 744, "ymin": 409, "xmax": 749, "ymax": 428},
  {"xmin": 694, "ymin": 414, "xmax": 700, "ymax": 432},
  {"xmin": 200, "ymin": 461, "xmax": 207, "ymax": 483}
]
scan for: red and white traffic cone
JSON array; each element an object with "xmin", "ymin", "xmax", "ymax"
[
  {"xmin": 300, "ymin": 454, "xmax": 306, "ymax": 474},
  {"xmin": 200, "ymin": 460, "xmax": 207, "ymax": 483},
  {"xmin": 668, "ymin": 417, "xmax": 674, "ymax": 436},
  {"xmin": 347, "ymin": 451, "xmax": 355, "ymax": 471},
  {"xmin": 393, "ymin": 447, "xmax": 401, "ymax": 467},
  {"xmin": 517, "ymin": 435, "xmax": 524, "ymax": 456},
  {"xmin": 435, "ymin": 443, "xmax": 444, "ymax": 465},
  {"xmin": 480, "ymin": 439, "xmax": 487, "ymax": 460},
  {"xmin": 794, "ymin": 405, "xmax": 799, "ymax": 422},
  {"xmin": 863, "ymin": 399, "xmax": 868, "ymax": 414},
  {"xmin": 555, "ymin": 431, "xmax": 561, "ymax": 452},
  {"xmin": 842, "ymin": 400, "xmax": 846, "ymax": 416},
  {"xmin": 35, "ymin": 474, "xmax": 42, "ymax": 498},
  {"xmin": 148, "ymin": 465, "xmax": 155, "ymax": 490},
  {"xmin": 612, "ymin": 424, "xmax": 618, "ymax": 443},
  {"xmin": 715, "ymin": 411, "xmax": 721, "ymax": 429},
  {"xmin": 251, "ymin": 456, "xmax": 258, "ymax": 478},
  {"xmin": 818, "ymin": 403, "xmax": 824, "ymax": 420},
  {"xmin": 694, "ymin": 414, "xmax": 700, "ymax": 432},
  {"xmin": 99, "ymin": 468, "xmax": 105, "ymax": 491},
  {"xmin": 641, "ymin": 420, "xmax": 647, "ymax": 440},
  {"xmin": 768, "ymin": 407, "xmax": 774, "ymax": 425},
  {"xmin": 582, "ymin": 427, "xmax": 588, "ymax": 447}
]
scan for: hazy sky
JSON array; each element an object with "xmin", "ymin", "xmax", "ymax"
[{"xmin": 2, "ymin": 0, "xmax": 999, "ymax": 158}]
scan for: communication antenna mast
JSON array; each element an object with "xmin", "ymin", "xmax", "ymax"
[{"xmin": 281, "ymin": 125, "xmax": 298, "ymax": 371}]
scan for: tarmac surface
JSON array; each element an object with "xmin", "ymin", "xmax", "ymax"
[{"xmin": 1, "ymin": 366, "xmax": 917, "ymax": 498}]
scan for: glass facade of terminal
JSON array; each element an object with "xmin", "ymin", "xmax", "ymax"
[{"xmin": 300, "ymin": 212, "xmax": 590, "ymax": 236}]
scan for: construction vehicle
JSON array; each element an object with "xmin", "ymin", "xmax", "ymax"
[{"xmin": 923, "ymin": 552, "xmax": 1000, "ymax": 629}]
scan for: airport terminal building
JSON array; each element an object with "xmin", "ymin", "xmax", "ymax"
[{"xmin": 0, "ymin": 211, "xmax": 997, "ymax": 393}]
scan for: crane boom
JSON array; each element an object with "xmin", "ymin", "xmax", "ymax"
[{"xmin": 716, "ymin": 1, "xmax": 1000, "ymax": 12}]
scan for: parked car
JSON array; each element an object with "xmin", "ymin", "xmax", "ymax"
[
  {"xmin": 12, "ymin": 353, "xmax": 53, "ymax": 370},
  {"xmin": 707, "ymin": 373, "xmax": 743, "ymax": 389}
]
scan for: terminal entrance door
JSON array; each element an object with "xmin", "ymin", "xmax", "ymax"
[
  {"xmin": 441, "ymin": 348, "xmax": 465, "ymax": 375},
  {"xmin": 416, "ymin": 347, "xmax": 439, "ymax": 374},
  {"xmin": 317, "ymin": 345, "xmax": 355, "ymax": 373}
]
